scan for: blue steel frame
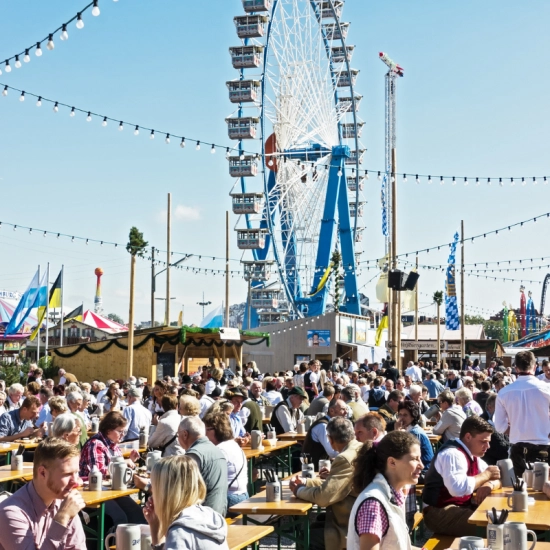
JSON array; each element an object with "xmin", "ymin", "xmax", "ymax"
[{"xmin": 239, "ymin": 0, "xmax": 362, "ymax": 324}]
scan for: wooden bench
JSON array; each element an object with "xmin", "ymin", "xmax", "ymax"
[
  {"xmin": 226, "ymin": 514, "xmax": 243, "ymax": 525},
  {"xmin": 410, "ymin": 511, "xmax": 424, "ymax": 544},
  {"xmin": 423, "ymin": 535, "xmax": 456, "ymax": 550}
]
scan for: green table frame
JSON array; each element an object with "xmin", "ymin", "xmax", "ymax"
[{"xmin": 242, "ymin": 510, "xmax": 310, "ymax": 550}]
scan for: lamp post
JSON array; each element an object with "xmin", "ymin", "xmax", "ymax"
[{"xmin": 197, "ymin": 293, "xmax": 212, "ymax": 322}]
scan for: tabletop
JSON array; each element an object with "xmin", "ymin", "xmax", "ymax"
[
  {"xmin": 468, "ymin": 491, "xmax": 550, "ymax": 530},
  {"xmin": 0, "ymin": 440, "xmax": 40, "ymax": 454},
  {"xmin": 242, "ymin": 439, "xmax": 296, "ymax": 459},
  {"xmin": 278, "ymin": 432, "xmax": 306, "ymax": 442},
  {"xmin": 120, "ymin": 447, "xmax": 147, "ymax": 458},
  {"xmin": 79, "ymin": 487, "xmax": 139, "ymax": 506},
  {"xmin": 229, "ymin": 486, "xmax": 312, "ymax": 516},
  {"xmin": 0, "ymin": 462, "xmax": 34, "ymax": 482},
  {"xmin": 450, "ymin": 538, "xmax": 550, "ymax": 548},
  {"xmin": 227, "ymin": 525, "xmax": 275, "ymax": 550}
]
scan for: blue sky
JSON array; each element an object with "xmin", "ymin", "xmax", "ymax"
[{"xmin": 1, "ymin": 0, "xmax": 549, "ymax": 326}]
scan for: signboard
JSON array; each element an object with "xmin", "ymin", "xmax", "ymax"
[
  {"xmin": 219, "ymin": 327, "xmax": 241, "ymax": 341},
  {"xmin": 307, "ymin": 330, "xmax": 331, "ymax": 347},
  {"xmin": 397, "ymin": 340, "xmax": 462, "ymax": 351},
  {"xmin": 3, "ymin": 342, "xmax": 21, "ymax": 351},
  {"xmin": 355, "ymin": 319, "xmax": 368, "ymax": 344},
  {"xmin": 339, "ymin": 317, "xmax": 354, "ymax": 343}
]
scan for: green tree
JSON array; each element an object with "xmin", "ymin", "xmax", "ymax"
[
  {"xmin": 107, "ymin": 313, "xmax": 125, "ymax": 325},
  {"xmin": 126, "ymin": 227, "xmax": 148, "ymax": 378}
]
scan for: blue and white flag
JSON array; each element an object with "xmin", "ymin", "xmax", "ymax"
[
  {"xmin": 5, "ymin": 268, "xmax": 47, "ymax": 335},
  {"xmin": 445, "ymin": 232, "xmax": 460, "ymax": 330},
  {"xmin": 381, "ymin": 173, "xmax": 388, "ymax": 237},
  {"xmin": 200, "ymin": 305, "xmax": 224, "ymax": 329},
  {"xmin": 526, "ymin": 293, "xmax": 536, "ymax": 335}
]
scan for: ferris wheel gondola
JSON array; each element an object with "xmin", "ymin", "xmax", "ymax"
[{"xmin": 227, "ymin": 0, "xmax": 365, "ymax": 326}]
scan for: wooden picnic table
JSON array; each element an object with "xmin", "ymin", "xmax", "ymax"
[
  {"xmin": 0, "ymin": 462, "xmax": 34, "ymax": 483},
  {"xmin": 120, "ymin": 447, "xmax": 147, "ymax": 459},
  {"xmin": 79, "ymin": 486, "xmax": 139, "ymax": 550},
  {"xmin": 0, "ymin": 441, "xmax": 40, "ymax": 464},
  {"xmin": 449, "ymin": 538, "xmax": 550, "ymax": 548},
  {"xmin": 229, "ymin": 485, "xmax": 312, "ymax": 549},
  {"xmin": 468, "ymin": 490, "xmax": 550, "ymax": 540},
  {"xmin": 278, "ymin": 431, "xmax": 306, "ymax": 442},
  {"xmin": 227, "ymin": 524, "xmax": 275, "ymax": 550}
]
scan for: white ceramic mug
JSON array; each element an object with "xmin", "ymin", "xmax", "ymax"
[
  {"xmin": 104, "ymin": 524, "xmax": 141, "ymax": 550},
  {"xmin": 11, "ymin": 454, "xmax": 23, "ymax": 472},
  {"xmin": 503, "ymin": 522, "xmax": 537, "ymax": 550},
  {"xmin": 487, "ymin": 523, "xmax": 504, "ymax": 550},
  {"xmin": 458, "ymin": 536, "xmax": 485, "ymax": 549},
  {"xmin": 251, "ymin": 430, "xmax": 262, "ymax": 450},
  {"xmin": 523, "ymin": 469, "xmax": 534, "ymax": 488},
  {"xmin": 318, "ymin": 459, "xmax": 331, "ymax": 472},
  {"xmin": 507, "ymin": 490, "xmax": 528, "ymax": 512},
  {"xmin": 140, "ymin": 525, "xmax": 152, "ymax": 550},
  {"xmin": 111, "ymin": 462, "xmax": 133, "ymax": 491},
  {"xmin": 533, "ymin": 462, "xmax": 549, "ymax": 491},
  {"xmin": 296, "ymin": 422, "xmax": 305, "ymax": 434},
  {"xmin": 496, "ymin": 459, "xmax": 515, "ymax": 487}
]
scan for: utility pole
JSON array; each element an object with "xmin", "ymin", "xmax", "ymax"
[
  {"xmin": 166, "ymin": 192, "xmax": 171, "ymax": 327},
  {"xmin": 197, "ymin": 293, "xmax": 212, "ymax": 322},
  {"xmin": 460, "ymin": 219, "xmax": 465, "ymax": 362},
  {"xmin": 225, "ymin": 211, "xmax": 230, "ymax": 328},
  {"xmin": 151, "ymin": 246, "xmax": 155, "ymax": 327},
  {"xmin": 380, "ymin": 52, "xmax": 404, "ymax": 366},
  {"xmin": 414, "ymin": 256, "xmax": 419, "ymax": 362}
]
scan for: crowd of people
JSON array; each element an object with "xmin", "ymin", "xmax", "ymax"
[{"xmin": 0, "ymin": 350, "xmax": 547, "ymax": 549}]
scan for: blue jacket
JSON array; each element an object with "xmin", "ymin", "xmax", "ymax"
[{"xmin": 409, "ymin": 424, "xmax": 434, "ymax": 471}]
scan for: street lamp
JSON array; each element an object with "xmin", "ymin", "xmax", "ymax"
[{"xmin": 197, "ymin": 292, "xmax": 211, "ymax": 321}]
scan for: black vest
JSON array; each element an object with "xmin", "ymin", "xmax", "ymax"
[
  {"xmin": 301, "ymin": 416, "xmax": 330, "ymax": 467},
  {"xmin": 304, "ymin": 371, "xmax": 319, "ymax": 400},
  {"xmin": 270, "ymin": 400, "xmax": 295, "ymax": 435}
]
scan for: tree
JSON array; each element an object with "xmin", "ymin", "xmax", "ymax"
[
  {"xmin": 126, "ymin": 227, "xmax": 148, "ymax": 379},
  {"xmin": 107, "ymin": 313, "xmax": 124, "ymax": 325}
]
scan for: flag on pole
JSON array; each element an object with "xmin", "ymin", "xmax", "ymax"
[
  {"xmin": 375, "ymin": 315, "xmax": 389, "ymax": 347},
  {"xmin": 63, "ymin": 304, "xmax": 83, "ymax": 322},
  {"xmin": 5, "ymin": 268, "xmax": 45, "ymax": 335},
  {"xmin": 200, "ymin": 305, "xmax": 224, "ymax": 328},
  {"xmin": 445, "ymin": 232, "xmax": 460, "ymax": 330},
  {"xmin": 381, "ymin": 174, "xmax": 389, "ymax": 237},
  {"xmin": 29, "ymin": 270, "xmax": 62, "ymax": 340}
]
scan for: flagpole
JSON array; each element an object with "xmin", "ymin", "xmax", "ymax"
[
  {"xmin": 45, "ymin": 263, "xmax": 50, "ymax": 358},
  {"xmin": 460, "ymin": 220, "xmax": 465, "ymax": 362},
  {"xmin": 37, "ymin": 265, "xmax": 41, "ymax": 364},
  {"xmin": 60, "ymin": 265, "xmax": 64, "ymax": 347}
]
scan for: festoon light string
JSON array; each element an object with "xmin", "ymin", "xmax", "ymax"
[
  {"xmin": 398, "ymin": 258, "xmax": 550, "ymax": 275},
  {"xmin": 0, "ymin": 1, "xmax": 104, "ymax": 76}
]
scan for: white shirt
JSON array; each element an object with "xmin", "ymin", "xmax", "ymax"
[
  {"xmin": 218, "ymin": 440, "xmax": 248, "ymax": 495},
  {"xmin": 537, "ymin": 373, "xmax": 550, "ymax": 384},
  {"xmin": 425, "ymin": 438, "xmax": 488, "ymax": 503},
  {"xmin": 405, "ymin": 365, "xmax": 423, "ymax": 382},
  {"xmin": 494, "ymin": 374, "xmax": 550, "ymax": 445},
  {"xmin": 96, "ymin": 389, "xmax": 108, "ymax": 403},
  {"xmin": 205, "ymin": 379, "xmax": 218, "ymax": 396},
  {"xmin": 346, "ymin": 361, "xmax": 358, "ymax": 373},
  {"xmin": 199, "ymin": 395, "xmax": 215, "ymax": 419},
  {"xmin": 123, "ymin": 402, "xmax": 152, "ymax": 440},
  {"xmin": 311, "ymin": 417, "xmax": 338, "ymax": 459},
  {"xmin": 293, "ymin": 373, "xmax": 305, "ymax": 389},
  {"xmin": 263, "ymin": 390, "xmax": 282, "ymax": 405},
  {"xmin": 275, "ymin": 399, "xmax": 304, "ymax": 432},
  {"xmin": 148, "ymin": 410, "xmax": 184, "ymax": 456}
]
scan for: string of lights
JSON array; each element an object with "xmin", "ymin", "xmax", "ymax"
[
  {"xmin": 398, "ymin": 258, "xmax": 550, "ymax": 275},
  {"xmin": 0, "ymin": 1, "xmax": 102, "ymax": 75},
  {"xmin": 0, "ymin": 220, "xmax": 241, "ymax": 264},
  {"xmin": 0, "ymin": 82, "xmax": 258, "ymax": 158},
  {"xmin": 360, "ymin": 211, "xmax": 550, "ymax": 262},
  {"xmin": 398, "ymin": 255, "xmax": 550, "ymax": 270}
]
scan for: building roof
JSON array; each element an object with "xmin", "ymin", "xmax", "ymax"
[
  {"xmin": 81, "ymin": 310, "xmax": 127, "ymax": 334},
  {"xmin": 401, "ymin": 324, "xmax": 486, "ymax": 340}
]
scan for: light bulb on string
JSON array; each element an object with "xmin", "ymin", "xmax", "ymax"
[
  {"xmin": 377, "ymin": 171, "xmax": 382, "ymax": 180},
  {"xmin": 440, "ymin": 176, "xmax": 444, "ymax": 185},
  {"xmin": 19, "ymin": 91, "xmax": 25, "ymax": 102},
  {"xmin": 134, "ymin": 126, "xmax": 139, "ymax": 135},
  {"xmin": 24, "ymin": 49, "xmax": 30, "ymax": 63},
  {"xmin": 499, "ymin": 178, "xmax": 503, "ymax": 187},
  {"xmin": 118, "ymin": 121, "xmax": 123, "ymax": 131},
  {"xmin": 403, "ymin": 174, "xmax": 407, "ymax": 182},
  {"xmin": 14, "ymin": 56, "xmax": 21, "ymax": 69},
  {"xmin": 36, "ymin": 96, "xmax": 42, "ymax": 107},
  {"xmin": 211, "ymin": 144, "xmax": 216, "ymax": 154},
  {"xmin": 165, "ymin": 134, "xmax": 170, "ymax": 144},
  {"xmin": 46, "ymin": 34, "xmax": 55, "ymax": 50},
  {"xmin": 416, "ymin": 174, "xmax": 420, "ymax": 184},
  {"xmin": 196, "ymin": 141, "xmax": 201, "ymax": 150},
  {"xmin": 428, "ymin": 175, "xmax": 432, "ymax": 184},
  {"xmin": 86, "ymin": 112, "xmax": 91, "ymax": 121},
  {"xmin": 92, "ymin": 1, "xmax": 100, "ymax": 16},
  {"xmin": 226, "ymin": 148, "xmax": 230, "ymax": 159},
  {"xmin": 545, "ymin": 177, "xmax": 548, "ymax": 185},
  {"xmin": 53, "ymin": 102, "xmax": 59, "ymax": 112},
  {"xmin": 365, "ymin": 171, "xmax": 369, "ymax": 179},
  {"xmin": 150, "ymin": 130, "xmax": 155, "ymax": 140},
  {"xmin": 533, "ymin": 177, "xmax": 537, "ymax": 185},
  {"xmin": 70, "ymin": 107, "xmax": 75, "ymax": 117},
  {"xmin": 4, "ymin": 61, "xmax": 11, "ymax": 73},
  {"xmin": 60, "ymin": 25, "xmax": 69, "ymax": 41},
  {"xmin": 76, "ymin": 13, "xmax": 84, "ymax": 29},
  {"xmin": 180, "ymin": 137, "xmax": 186, "ymax": 148},
  {"xmin": 240, "ymin": 152, "xmax": 245, "ymax": 160},
  {"xmin": 522, "ymin": 177, "xmax": 526, "ymax": 186},
  {"xmin": 102, "ymin": 116, "xmax": 107, "ymax": 127},
  {"xmin": 36, "ymin": 42, "xmax": 42, "ymax": 56}
]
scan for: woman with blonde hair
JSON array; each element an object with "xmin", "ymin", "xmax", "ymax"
[{"xmin": 144, "ymin": 455, "xmax": 228, "ymax": 549}]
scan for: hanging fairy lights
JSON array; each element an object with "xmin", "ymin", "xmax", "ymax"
[{"xmin": 0, "ymin": 1, "xmax": 106, "ymax": 76}]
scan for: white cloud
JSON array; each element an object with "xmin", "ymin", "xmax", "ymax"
[{"xmin": 174, "ymin": 204, "xmax": 201, "ymax": 221}]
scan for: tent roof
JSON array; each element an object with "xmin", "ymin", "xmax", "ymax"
[
  {"xmin": 401, "ymin": 324, "xmax": 486, "ymax": 340},
  {"xmin": 0, "ymin": 297, "xmax": 40, "ymax": 334},
  {"xmin": 81, "ymin": 310, "xmax": 127, "ymax": 334}
]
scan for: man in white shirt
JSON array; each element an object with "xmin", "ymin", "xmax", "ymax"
[
  {"xmin": 422, "ymin": 416, "xmax": 501, "ymax": 537},
  {"xmin": 405, "ymin": 361, "xmax": 423, "ymax": 383},
  {"xmin": 494, "ymin": 350, "xmax": 550, "ymax": 476},
  {"xmin": 537, "ymin": 359, "xmax": 550, "ymax": 384},
  {"xmin": 123, "ymin": 388, "xmax": 152, "ymax": 441},
  {"xmin": 304, "ymin": 360, "xmax": 321, "ymax": 401}
]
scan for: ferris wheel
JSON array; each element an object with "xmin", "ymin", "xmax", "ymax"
[{"xmin": 227, "ymin": 0, "xmax": 365, "ymax": 325}]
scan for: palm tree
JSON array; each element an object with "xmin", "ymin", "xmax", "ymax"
[
  {"xmin": 126, "ymin": 227, "xmax": 148, "ymax": 378},
  {"xmin": 433, "ymin": 291, "xmax": 444, "ymax": 368}
]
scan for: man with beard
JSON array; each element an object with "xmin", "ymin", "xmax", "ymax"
[{"xmin": 0, "ymin": 438, "xmax": 86, "ymax": 549}]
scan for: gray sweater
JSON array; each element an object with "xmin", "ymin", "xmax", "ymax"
[
  {"xmin": 432, "ymin": 405, "xmax": 466, "ymax": 442},
  {"xmin": 155, "ymin": 504, "xmax": 229, "ymax": 550}
]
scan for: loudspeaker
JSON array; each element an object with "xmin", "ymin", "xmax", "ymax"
[
  {"xmin": 403, "ymin": 271, "xmax": 420, "ymax": 291},
  {"xmin": 388, "ymin": 270, "xmax": 405, "ymax": 290}
]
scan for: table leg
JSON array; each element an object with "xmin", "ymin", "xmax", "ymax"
[
  {"xmin": 97, "ymin": 502, "xmax": 105, "ymax": 550},
  {"xmin": 248, "ymin": 457, "xmax": 255, "ymax": 496},
  {"xmin": 301, "ymin": 513, "xmax": 310, "ymax": 550},
  {"xmin": 6, "ymin": 451, "xmax": 11, "ymax": 466},
  {"xmin": 286, "ymin": 446, "xmax": 292, "ymax": 476}
]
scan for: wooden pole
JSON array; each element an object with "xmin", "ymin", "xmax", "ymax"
[
  {"xmin": 225, "ymin": 211, "xmax": 230, "ymax": 328},
  {"xmin": 436, "ymin": 301, "xmax": 441, "ymax": 368},
  {"xmin": 391, "ymin": 148, "xmax": 400, "ymax": 368},
  {"xmin": 128, "ymin": 254, "xmax": 136, "ymax": 379},
  {"xmin": 151, "ymin": 246, "xmax": 155, "ymax": 328},
  {"xmin": 460, "ymin": 219, "xmax": 465, "ymax": 362},
  {"xmin": 414, "ymin": 256, "xmax": 419, "ymax": 362},
  {"xmin": 166, "ymin": 192, "xmax": 171, "ymax": 327}
]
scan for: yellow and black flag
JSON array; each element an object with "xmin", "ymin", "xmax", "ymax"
[
  {"xmin": 63, "ymin": 304, "xmax": 83, "ymax": 322},
  {"xmin": 30, "ymin": 270, "xmax": 62, "ymax": 340}
]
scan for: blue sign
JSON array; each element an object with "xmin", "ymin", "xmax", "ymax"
[{"xmin": 307, "ymin": 330, "xmax": 331, "ymax": 347}]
